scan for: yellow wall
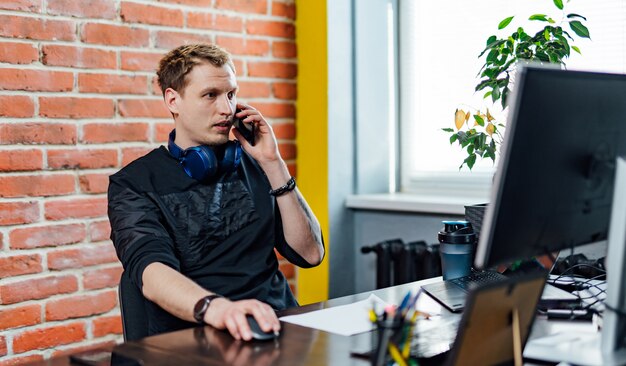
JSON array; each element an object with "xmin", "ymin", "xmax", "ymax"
[{"xmin": 295, "ymin": 0, "xmax": 329, "ymax": 304}]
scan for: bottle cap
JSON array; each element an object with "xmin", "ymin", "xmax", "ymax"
[{"xmin": 438, "ymin": 221, "xmax": 476, "ymax": 245}]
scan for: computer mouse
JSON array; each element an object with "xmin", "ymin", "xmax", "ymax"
[{"xmin": 245, "ymin": 315, "xmax": 279, "ymax": 341}]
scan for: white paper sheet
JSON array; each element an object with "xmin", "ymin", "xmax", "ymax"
[{"xmin": 279, "ymin": 294, "xmax": 390, "ymax": 336}]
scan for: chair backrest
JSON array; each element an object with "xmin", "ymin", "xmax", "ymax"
[{"xmin": 118, "ymin": 270, "xmax": 149, "ymax": 341}]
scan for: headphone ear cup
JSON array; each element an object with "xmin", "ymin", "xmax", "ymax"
[
  {"xmin": 220, "ymin": 141, "xmax": 242, "ymax": 173},
  {"xmin": 181, "ymin": 146, "xmax": 218, "ymax": 181}
]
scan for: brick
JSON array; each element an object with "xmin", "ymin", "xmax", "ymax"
[
  {"xmin": 121, "ymin": 51, "xmax": 163, "ymax": 72},
  {"xmin": 273, "ymin": 41, "xmax": 297, "ymax": 58},
  {"xmin": 0, "ymin": 95, "xmax": 34, "ymax": 118},
  {"xmin": 48, "ymin": 148, "xmax": 117, "ymax": 170},
  {"xmin": 0, "ymin": 304, "xmax": 41, "ymax": 330},
  {"xmin": 0, "ymin": 123, "xmax": 76, "ymax": 145},
  {"xmin": 237, "ymin": 81, "xmax": 270, "ymax": 98},
  {"xmin": 0, "ymin": 335, "xmax": 5, "ymax": 357},
  {"xmin": 0, "ymin": 0, "xmax": 41, "ymax": 11},
  {"xmin": 9, "ymin": 223, "xmax": 86, "ymax": 249},
  {"xmin": 81, "ymin": 23, "xmax": 149, "ymax": 47},
  {"xmin": 79, "ymin": 73, "xmax": 148, "ymax": 94},
  {"xmin": 246, "ymin": 20, "xmax": 295, "ymax": 38},
  {"xmin": 0, "ymin": 15, "xmax": 75, "ymax": 41},
  {"xmin": 51, "ymin": 340, "xmax": 116, "ymax": 358},
  {"xmin": 287, "ymin": 162, "xmax": 296, "ymax": 177},
  {"xmin": 187, "ymin": 12, "xmax": 243, "ymax": 32},
  {"xmin": 84, "ymin": 266, "xmax": 122, "ymax": 290},
  {"xmin": 248, "ymin": 61, "xmax": 297, "ymax": 79},
  {"xmin": 47, "ymin": 244, "xmax": 117, "ymax": 270},
  {"xmin": 0, "ymin": 355, "xmax": 44, "ymax": 366},
  {"xmin": 83, "ymin": 123, "xmax": 149, "ymax": 143},
  {"xmin": 121, "ymin": 2, "xmax": 183, "ymax": 27},
  {"xmin": 47, "ymin": 0, "xmax": 116, "ymax": 19},
  {"xmin": 215, "ymin": 0, "xmax": 267, "ymax": 14},
  {"xmin": 272, "ymin": 122, "xmax": 296, "ymax": 139},
  {"xmin": 279, "ymin": 262, "xmax": 295, "ymax": 279},
  {"xmin": 151, "ymin": 76, "xmax": 162, "ymax": 96},
  {"xmin": 278, "ymin": 142, "xmax": 296, "ymax": 160},
  {"xmin": 79, "ymin": 173, "xmax": 110, "ymax": 194},
  {"xmin": 42, "ymin": 45, "xmax": 116, "ymax": 69},
  {"xmin": 0, "ymin": 174, "xmax": 75, "ymax": 198},
  {"xmin": 0, "ymin": 68, "xmax": 73, "ymax": 92},
  {"xmin": 158, "ymin": 0, "xmax": 212, "ymax": 5},
  {"xmin": 46, "ymin": 291, "xmax": 117, "ymax": 321},
  {"xmin": 0, "ymin": 41, "xmax": 38, "ymax": 64},
  {"xmin": 122, "ymin": 147, "xmax": 152, "ymax": 166},
  {"xmin": 0, "ymin": 254, "xmax": 42, "ymax": 278},
  {"xmin": 0, "ymin": 275, "xmax": 78, "ymax": 305},
  {"xmin": 253, "ymin": 102, "xmax": 296, "ymax": 118},
  {"xmin": 44, "ymin": 196, "xmax": 108, "ymax": 220},
  {"xmin": 155, "ymin": 30, "xmax": 213, "ymax": 50},
  {"xmin": 272, "ymin": 82, "xmax": 297, "ymax": 99},
  {"xmin": 216, "ymin": 36, "xmax": 269, "ymax": 56},
  {"xmin": 272, "ymin": 2, "xmax": 296, "ymax": 19},
  {"xmin": 93, "ymin": 315, "xmax": 123, "ymax": 337},
  {"xmin": 155, "ymin": 123, "xmax": 173, "ymax": 142},
  {"xmin": 233, "ymin": 59, "xmax": 244, "ymax": 77},
  {"xmin": 0, "ymin": 201, "xmax": 39, "ymax": 226},
  {"xmin": 12, "ymin": 322, "xmax": 85, "ymax": 353},
  {"xmin": 0, "ymin": 149, "xmax": 43, "ymax": 172},
  {"xmin": 39, "ymin": 97, "xmax": 115, "ymax": 118},
  {"xmin": 118, "ymin": 99, "xmax": 170, "ymax": 118},
  {"xmin": 89, "ymin": 219, "xmax": 111, "ymax": 242}
]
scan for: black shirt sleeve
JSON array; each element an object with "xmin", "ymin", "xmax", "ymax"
[{"xmin": 108, "ymin": 173, "xmax": 180, "ymax": 289}]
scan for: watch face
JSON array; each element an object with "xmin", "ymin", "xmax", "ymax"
[{"xmin": 194, "ymin": 297, "xmax": 209, "ymax": 323}]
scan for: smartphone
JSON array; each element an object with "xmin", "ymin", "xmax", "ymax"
[{"xmin": 233, "ymin": 110, "xmax": 255, "ymax": 146}]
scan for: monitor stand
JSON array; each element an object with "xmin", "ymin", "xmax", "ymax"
[{"xmin": 524, "ymin": 157, "xmax": 626, "ymax": 366}]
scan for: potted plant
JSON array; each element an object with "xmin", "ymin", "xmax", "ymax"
[{"xmin": 443, "ymin": 0, "xmax": 591, "ymax": 170}]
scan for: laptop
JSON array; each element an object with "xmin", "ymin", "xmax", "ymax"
[
  {"xmin": 422, "ymin": 257, "xmax": 579, "ymax": 313},
  {"xmin": 421, "ymin": 270, "xmax": 509, "ymax": 312}
]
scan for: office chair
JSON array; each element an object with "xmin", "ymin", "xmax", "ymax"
[{"xmin": 118, "ymin": 270, "xmax": 149, "ymax": 341}]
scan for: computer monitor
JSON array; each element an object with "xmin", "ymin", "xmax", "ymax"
[{"xmin": 474, "ymin": 64, "xmax": 626, "ymax": 363}]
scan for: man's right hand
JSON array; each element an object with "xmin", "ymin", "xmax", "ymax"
[{"xmin": 204, "ymin": 297, "xmax": 281, "ymax": 341}]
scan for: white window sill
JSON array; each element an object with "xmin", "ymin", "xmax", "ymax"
[{"xmin": 345, "ymin": 193, "xmax": 489, "ymax": 215}]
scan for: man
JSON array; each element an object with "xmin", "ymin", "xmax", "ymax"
[{"xmin": 108, "ymin": 44, "xmax": 324, "ymax": 341}]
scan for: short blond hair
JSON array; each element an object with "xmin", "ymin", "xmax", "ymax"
[{"xmin": 156, "ymin": 44, "xmax": 235, "ymax": 95}]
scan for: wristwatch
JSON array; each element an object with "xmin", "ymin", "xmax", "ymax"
[{"xmin": 193, "ymin": 294, "xmax": 223, "ymax": 324}]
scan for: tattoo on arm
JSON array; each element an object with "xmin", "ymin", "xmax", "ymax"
[{"xmin": 296, "ymin": 192, "xmax": 323, "ymax": 245}]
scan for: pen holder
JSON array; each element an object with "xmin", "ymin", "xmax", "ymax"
[{"xmin": 371, "ymin": 318, "xmax": 409, "ymax": 366}]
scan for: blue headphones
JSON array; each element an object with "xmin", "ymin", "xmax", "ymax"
[{"xmin": 168, "ymin": 129, "xmax": 242, "ymax": 181}]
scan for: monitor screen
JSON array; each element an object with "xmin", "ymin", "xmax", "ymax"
[{"xmin": 475, "ymin": 65, "xmax": 626, "ymax": 269}]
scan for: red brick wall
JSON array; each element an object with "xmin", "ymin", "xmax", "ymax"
[{"xmin": 0, "ymin": 0, "xmax": 297, "ymax": 364}]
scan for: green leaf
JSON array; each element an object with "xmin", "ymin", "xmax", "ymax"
[
  {"xmin": 529, "ymin": 14, "xmax": 548, "ymax": 22},
  {"xmin": 473, "ymin": 115, "xmax": 485, "ymax": 126},
  {"xmin": 442, "ymin": 128, "xmax": 454, "ymax": 132},
  {"xmin": 486, "ymin": 35, "xmax": 497, "ymax": 47},
  {"xmin": 498, "ymin": 16, "xmax": 514, "ymax": 30},
  {"xmin": 467, "ymin": 145, "xmax": 475, "ymax": 154},
  {"xmin": 572, "ymin": 45, "xmax": 582, "ymax": 54},
  {"xmin": 567, "ymin": 13, "xmax": 587, "ymax": 21},
  {"xmin": 492, "ymin": 86, "xmax": 501, "ymax": 102},
  {"xmin": 569, "ymin": 21, "xmax": 590, "ymax": 39},
  {"xmin": 449, "ymin": 134, "xmax": 458, "ymax": 144},
  {"xmin": 553, "ymin": 0, "xmax": 563, "ymax": 10},
  {"xmin": 466, "ymin": 154, "xmax": 477, "ymax": 170},
  {"xmin": 548, "ymin": 17, "xmax": 556, "ymax": 24},
  {"xmin": 483, "ymin": 91, "xmax": 493, "ymax": 99}
]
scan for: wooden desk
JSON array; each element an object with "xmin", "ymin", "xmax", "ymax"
[{"xmin": 31, "ymin": 277, "xmax": 451, "ymax": 366}]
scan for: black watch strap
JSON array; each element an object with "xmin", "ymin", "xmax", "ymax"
[{"xmin": 193, "ymin": 294, "xmax": 223, "ymax": 324}]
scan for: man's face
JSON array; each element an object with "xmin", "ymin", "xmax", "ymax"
[{"xmin": 168, "ymin": 62, "xmax": 238, "ymax": 148}]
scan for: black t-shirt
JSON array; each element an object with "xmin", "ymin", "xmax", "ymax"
[{"xmin": 108, "ymin": 146, "xmax": 313, "ymax": 335}]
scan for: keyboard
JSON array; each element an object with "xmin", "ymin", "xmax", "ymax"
[{"xmin": 449, "ymin": 270, "xmax": 508, "ymax": 291}]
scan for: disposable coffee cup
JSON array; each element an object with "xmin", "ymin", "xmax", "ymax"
[{"xmin": 438, "ymin": 221, "xmax": 476, "ymax": 280}]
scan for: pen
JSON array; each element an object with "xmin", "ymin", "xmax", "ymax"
[{"xmin": 388, "ymin": 341, "xmax": 408, "ymax": 366}]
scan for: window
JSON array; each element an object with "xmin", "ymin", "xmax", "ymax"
[{"xmin": 398, "ymin": 0, "xmax": 626, "ymax": 198}]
